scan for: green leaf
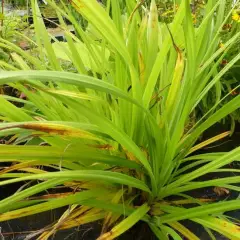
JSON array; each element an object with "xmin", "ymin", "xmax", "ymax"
[
  {"xmin": 0, "ymin": 178, "xmax": 66, "ymax": 213},
  {"xmin": 98, "ymin": 203, "xmax": 150, "ymax": 240},
  {"xmin": 194, "ymin": 216, "xmax": 240, "ymax": 239},
  {"xmin": 51, "ymin": 41, "xmax": 110, "ymax": 72},
  {"xmin": 0, "ymin": 71, "xmax": 142, "ymax": 107},
  {"xmin": 157, "ymin": 200, "xmax": 240, "ymax": 223},
  {"xmin": 0, "ymin": 189, "xmax": 107, "ymax": 221},
  {"xmin": 0, "ymin": 170, "xmax": 150, "ymax": 193}
]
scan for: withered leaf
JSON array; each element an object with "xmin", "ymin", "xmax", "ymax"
[{"xmin": 213, "ymin": 187, "xmax": 230, "ymax": 196}]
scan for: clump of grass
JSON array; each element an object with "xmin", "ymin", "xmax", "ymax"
[{"xmin": 0, "ymin": 0, "xmax": 240, "ymax": 239}]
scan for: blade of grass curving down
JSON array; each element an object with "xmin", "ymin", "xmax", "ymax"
[
  {"xmin": 0, "ymin": 71, "xmax": 142, "ymax": 108},
  {"xmin": 0, "ymin": 189, "xmax": 108, "ymax": 221},
  {"xmin": 168, "ymin": 222, "xmax": 199, "ymax": 240},
  {"xmin": 193, "ymin": 217, "xmax": 240, "ymax": 239},
  {"xmin": 0, "ymin": 178, "xmax": 67, "ymax": 213},
  {"xmin": 0, "ymin": 170, "xmax": 150, "ymax": 193},
  {"xmin": 0, "ymin": 144, "xmax": 142, "ymax": 170},
  {"xmin": 0, "ymin": 122, "xmax": 99, "ymax": 140}
]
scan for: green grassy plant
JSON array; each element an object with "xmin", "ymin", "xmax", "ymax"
[
  {"xmin": 0, "ymin": 0, "xmax": 240, "ymax": 239},
  {"xmin": 199, "ymin": 1, "xmax": 240, "ymax": 124}
]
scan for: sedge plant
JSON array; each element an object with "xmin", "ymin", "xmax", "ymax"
[
  {"xmin": 0, "ymin": 0, "xmax": 240, "ymax": 239},
  {"xmin": 199, "ymin": 1, "xmax": 240, "ymax": 124}
]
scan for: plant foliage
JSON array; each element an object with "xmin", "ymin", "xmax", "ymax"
[{"xmin": 0, "ymin": 0, "xmax": 240, "ymax": 239}]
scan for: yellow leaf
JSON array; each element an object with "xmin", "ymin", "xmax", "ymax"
[
  {"xmin": 165, "ymin": 47, "xmax": 184, "ymax": 113},
  {"xmin": 169, "ymin": 222, "xmax": 200, "ymax": 240},
  {"xmin": 188, "ymin": 131, "xmax": 230, "ymax": 155},
  {"xmin": 0, "ymin": 122, "xmax": 99, "ymax": 140}
]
